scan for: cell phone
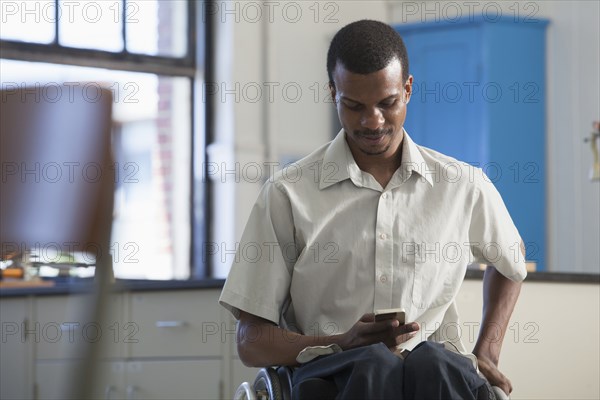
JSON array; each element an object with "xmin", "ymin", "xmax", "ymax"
[{"xmin": 374, "ymin": 308, "xmax": 406, "ymax": 324}]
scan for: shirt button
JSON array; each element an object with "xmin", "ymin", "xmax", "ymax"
[
  {"xmin": 380, "ymin": 274, "xmax": 388, "ymax": 283},
  {"xmin": 382, "ymin": 193, "xmax": 388, "ymax": 199},
  {"xmin": 380, "ymin": 233, "xmax": 387, "ymax": 240}
]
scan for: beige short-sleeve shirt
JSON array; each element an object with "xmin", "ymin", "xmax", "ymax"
[{"xmin": 219, "ymin": 129, "xmax": 526, "ymax": 351}]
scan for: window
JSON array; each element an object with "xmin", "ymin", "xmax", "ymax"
[{"xmin": 0, "ymin": 0, "xmax": 207, "ymax": 280}]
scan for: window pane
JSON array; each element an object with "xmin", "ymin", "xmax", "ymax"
[
  {"xmin": 126, "ymin": 0, "xmax": 187, "ymax": 57},
  {"xmin": 0, "ymin": 59, "xmax": 191, "ymax": 280},
  {"xmin": 0, "ymin": 0, "xmax": 55, "ymax": 43},
  {"xmin": 58, "ymin": 0, "xmax": 123, "ymax": 52}
]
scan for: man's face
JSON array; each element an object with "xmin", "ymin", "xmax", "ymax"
[{"xmin": 330, "ymin": 58, "xmax": 412, "ymax": 158}]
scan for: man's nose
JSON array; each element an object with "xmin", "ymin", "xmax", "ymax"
[{"xmin": 361, "ymin": 108, "xmax": 384, "ymax": 130}]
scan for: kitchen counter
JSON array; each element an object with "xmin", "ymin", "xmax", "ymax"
[
  {"xmin": 1, "ymin": 271, "xmax": 597, "ymax": 297},
  {"xmin": 0, "ymin": 278, "xmax": 225, "ymax": 297}
]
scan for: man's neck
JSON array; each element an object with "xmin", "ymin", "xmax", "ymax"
[{"xmin": 348, "ymin": 134, "xmax": 404, "ymax": 188}]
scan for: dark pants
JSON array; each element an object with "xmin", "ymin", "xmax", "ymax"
[{"xmin": 292, "ymin": 341, "xmax": 488, "ymax": 400}]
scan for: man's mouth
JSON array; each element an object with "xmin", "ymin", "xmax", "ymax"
[
  {"xmin": 357, "ymin": 129, "xmax": 391, "ymax": 144},
  {"xmin": 362, "ymin": 134, "xmax": 384, "ymax": 143}
]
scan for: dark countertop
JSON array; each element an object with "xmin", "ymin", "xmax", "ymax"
[
  {"xmin": 464, "ymin": 269, "xmax": 600, "ymax": 283},
  {"xmin": 0, "ymin": 278, "xmax": 226, "ymax": 297},
  {"xmin": 1, "ymin": 271, "xmax": 598, "ymax": 297}
]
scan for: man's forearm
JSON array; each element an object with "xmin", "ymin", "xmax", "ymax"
[
  {"xmin": 473, "ymin": 265, "xmax": 522, "ymax": 364},
  {"xmin": 236, "ymin": 310, "xmax": 418, "ymax": 367},
  {"xmin": 236, "ymin": 311, "xmax": 346, "ymax": 367}
]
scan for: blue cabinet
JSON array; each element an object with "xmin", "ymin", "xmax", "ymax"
[{"xmin": 395, "ymin": 18, "xmax": 549, "ymax": 270}]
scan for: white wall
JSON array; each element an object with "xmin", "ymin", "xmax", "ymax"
[
  {"xmin": 456, "ymin": 279, "xmax": 600, "ymax": 399},
  {"xmin": 212, "ymin": 0, "xmax": 600, "ymax": 275},
  {"xmin": 539, "ymin": 1, "xmax": 600, "ymax": 273}
]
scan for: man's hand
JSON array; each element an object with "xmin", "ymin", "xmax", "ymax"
[
  {"xmin": 236, "ymin": 311, "xmax": 420, "ymax": 367},
  {"xmin": 473, "ymin": 266, "xmax": 522, "ymax": 396},
  {"xmin": 339, "ymin": 313, "xmax": 420, "ymax": 351},
  {"xmin": 475, "ymin": 352, "xmax": 512, "ymax": 395}
]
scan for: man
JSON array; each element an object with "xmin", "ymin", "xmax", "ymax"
[{"xmin": 220, "ymin": 20, "xmax": 525, "ymax": 399}]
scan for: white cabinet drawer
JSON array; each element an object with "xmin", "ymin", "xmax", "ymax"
[
  {"xmin": 0, "ymin": 297, "xmax": 32, "ymax": 400},
  {"xmin": 129, "ymin": 289, "xmax": 222, "ymax": 358},
  {"xmin": 36, "ymin": 359, "xmax": 220, "ymax": 400},
  {"xmin": 36, "ymin": 360, "xmax": 126, "ymax": 400},
  {"xmin": 125, "ymin": 359, "xmax": 221, "ymax": 400},
  {"xmin": 35, "ymin": 294, "xmax": 124, "ymax": 360}
]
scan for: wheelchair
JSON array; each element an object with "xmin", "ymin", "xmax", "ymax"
[
  {"xmin": 234, "ymin": 366, "xmax": 509, "ymax": 400},
  {"xmin": 234, "ymin": 366, "xmax": 337, "ymax": 400},
  {"xmin": 234, "ymin": 367, "xmax": 293, "ymax": 400}
]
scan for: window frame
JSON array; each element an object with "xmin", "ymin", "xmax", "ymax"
[
  {"xmin": 0, "ymin": 0, "xmax": 197, "ymax": 76},
  {"xmin": 0, "ymin": 0, "xmax": 211, "ymax": 279}
]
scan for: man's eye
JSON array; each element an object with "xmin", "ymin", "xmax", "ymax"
[
  {"xmin": 344, "ymin": 102, "xmax": 362, "ymax": 110},
  {"xmin": 379, "ymin": 100, "xmax": 396, "ymax": 108}
]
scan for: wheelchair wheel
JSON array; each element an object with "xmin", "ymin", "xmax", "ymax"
[
  {"xmin": 276, "ymin": 367, "xmax": 293, "ymax": 400},
  {"xmin": 253, "ymin": 367, "xmax": 284, "ymax": 400}
]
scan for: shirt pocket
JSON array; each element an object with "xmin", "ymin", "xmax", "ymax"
[{"xmin": 410, "ymin": 241, "xmax": 457, "ymax": 310}]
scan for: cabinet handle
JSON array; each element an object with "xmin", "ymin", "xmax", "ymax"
[
  {"xmin": 23, "ymin": 318, "xmax": 29, "ymax": 341},
  {"xmin": 104, "ymin": 385, "xmax": 116, "ymax": 400},
  {"xmin": 155, "ymin": 320, "xmax": 188, "ymax": 328},
  {"xmin": 126, "ymin": 385, "xmax": 138, "ymax": 400},
  {"xmin": 60, "ymin": 323, "xmax": 80, "ymax": 332}
]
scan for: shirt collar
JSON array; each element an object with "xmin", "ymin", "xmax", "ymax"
[
  {"xmin": 319, "ymin": 129, "xmax": 434, "ymax": 190},
  {"xmin": 319, "ymin": 129, "xmax": 356, "ymax": 190},
  {"xmin": 398, "ymin": 129, "xmax": 435, "ymax": 187}
]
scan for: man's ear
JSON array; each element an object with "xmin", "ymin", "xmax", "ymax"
[
  {"xmin": 404, "ymin": 75, "xmax": 413, "ymax": 104},
  {"xmin": 328, "ymin": 82, "xmax": 337, "ymax": 105}
]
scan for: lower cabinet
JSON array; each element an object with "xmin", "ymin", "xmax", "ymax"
[
  {"xmin": 35, "ymin": 359, "xmax": 221, "ymax": 400},
  {"xmin": 129, "ymin": 290, "xmax": 222, "ymax": 359},
  {"xmin": 35, "ymin": 360, "xmax": 124, "ymax": 400},
  {"xmin": 0, "ymin": 288, "xmax": 227, "ymax": 400},
  {"xmin": 124, "ymin": 359, "xmax": 221, "ymax": 400},
  {"xmin": 0, "ymin": 297, "xmax": 33, "ymax": 400}
]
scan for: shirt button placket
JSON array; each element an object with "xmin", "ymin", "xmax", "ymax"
[{"xmin": 374, "ymin": 191, "xmax": 393, "ymax": 310}]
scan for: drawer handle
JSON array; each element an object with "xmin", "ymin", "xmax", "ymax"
[
  {"xmin": 60, "ymin": 323, "xmax": 80, "ymax": 332},
  {"xmin": 126, "ymin": 385, "xmax": 138, "ymax": 400},
  {"xmin": 155, "ymin": 320, "xmax": 188, "ymax": 328},
  {"xmin": 105, "ymin": 385, "xmax": 116, "ymax": 400}
]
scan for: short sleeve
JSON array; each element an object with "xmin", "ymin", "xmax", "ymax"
[
  {"xmin": 219, "ymin": 180, "xmax": 296, "ymax": 324},
  {"xmin": 469, "ymin": 171, "xmax": 527, "ymax": 282}
]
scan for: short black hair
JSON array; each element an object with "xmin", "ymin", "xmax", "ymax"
[{"xmin": 327, "ymin": 20, "xmax": 409, "ymax": 87}]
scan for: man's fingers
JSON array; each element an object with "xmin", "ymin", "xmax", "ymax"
[
  {"xmin": 400, "ymin": 322, "xmax": 420, "ymax": 333},
  {"xmin": 387, "ymin": 322, "xmax": 420, "ymax": 345},
  {"xmin": 392, "ymin": 322, "xmax": 420, "ymax": 337},
  {"xmin": 479, "ymin": 360, "xmax": 512, "ymax": 395},
  {"xmin": 353, "ymin": 315, "xmax": 421, "ymax": 349},
  {"xmin": 363, "ymin": 319, "xmax": 398, "ymax": 334},
  {"xmin": 506, "ymin": 377, "xmax": 513, "ymax": 394},
  {"xmin": 496, "ymin": 380, "xmax": 511, "ymax": 397},
  {"xmin": 360, "ymin": 313, "xmax": 375, "ymax": 323},
  {"xmin": 394, "ymin": 331, "xmax": 419, "ymax": 345},
  {"xmin": 362, "ymin": 321, "xmax": 420, "ymax": 347}
]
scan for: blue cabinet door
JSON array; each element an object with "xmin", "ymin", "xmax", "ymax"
[
  {"xmin": 396, "ymin": 19, "xmax": 547, "ymax": 270},
  {"xmin": 402, "ymin": 26, "xmax": 486, "ymax": 165}
]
